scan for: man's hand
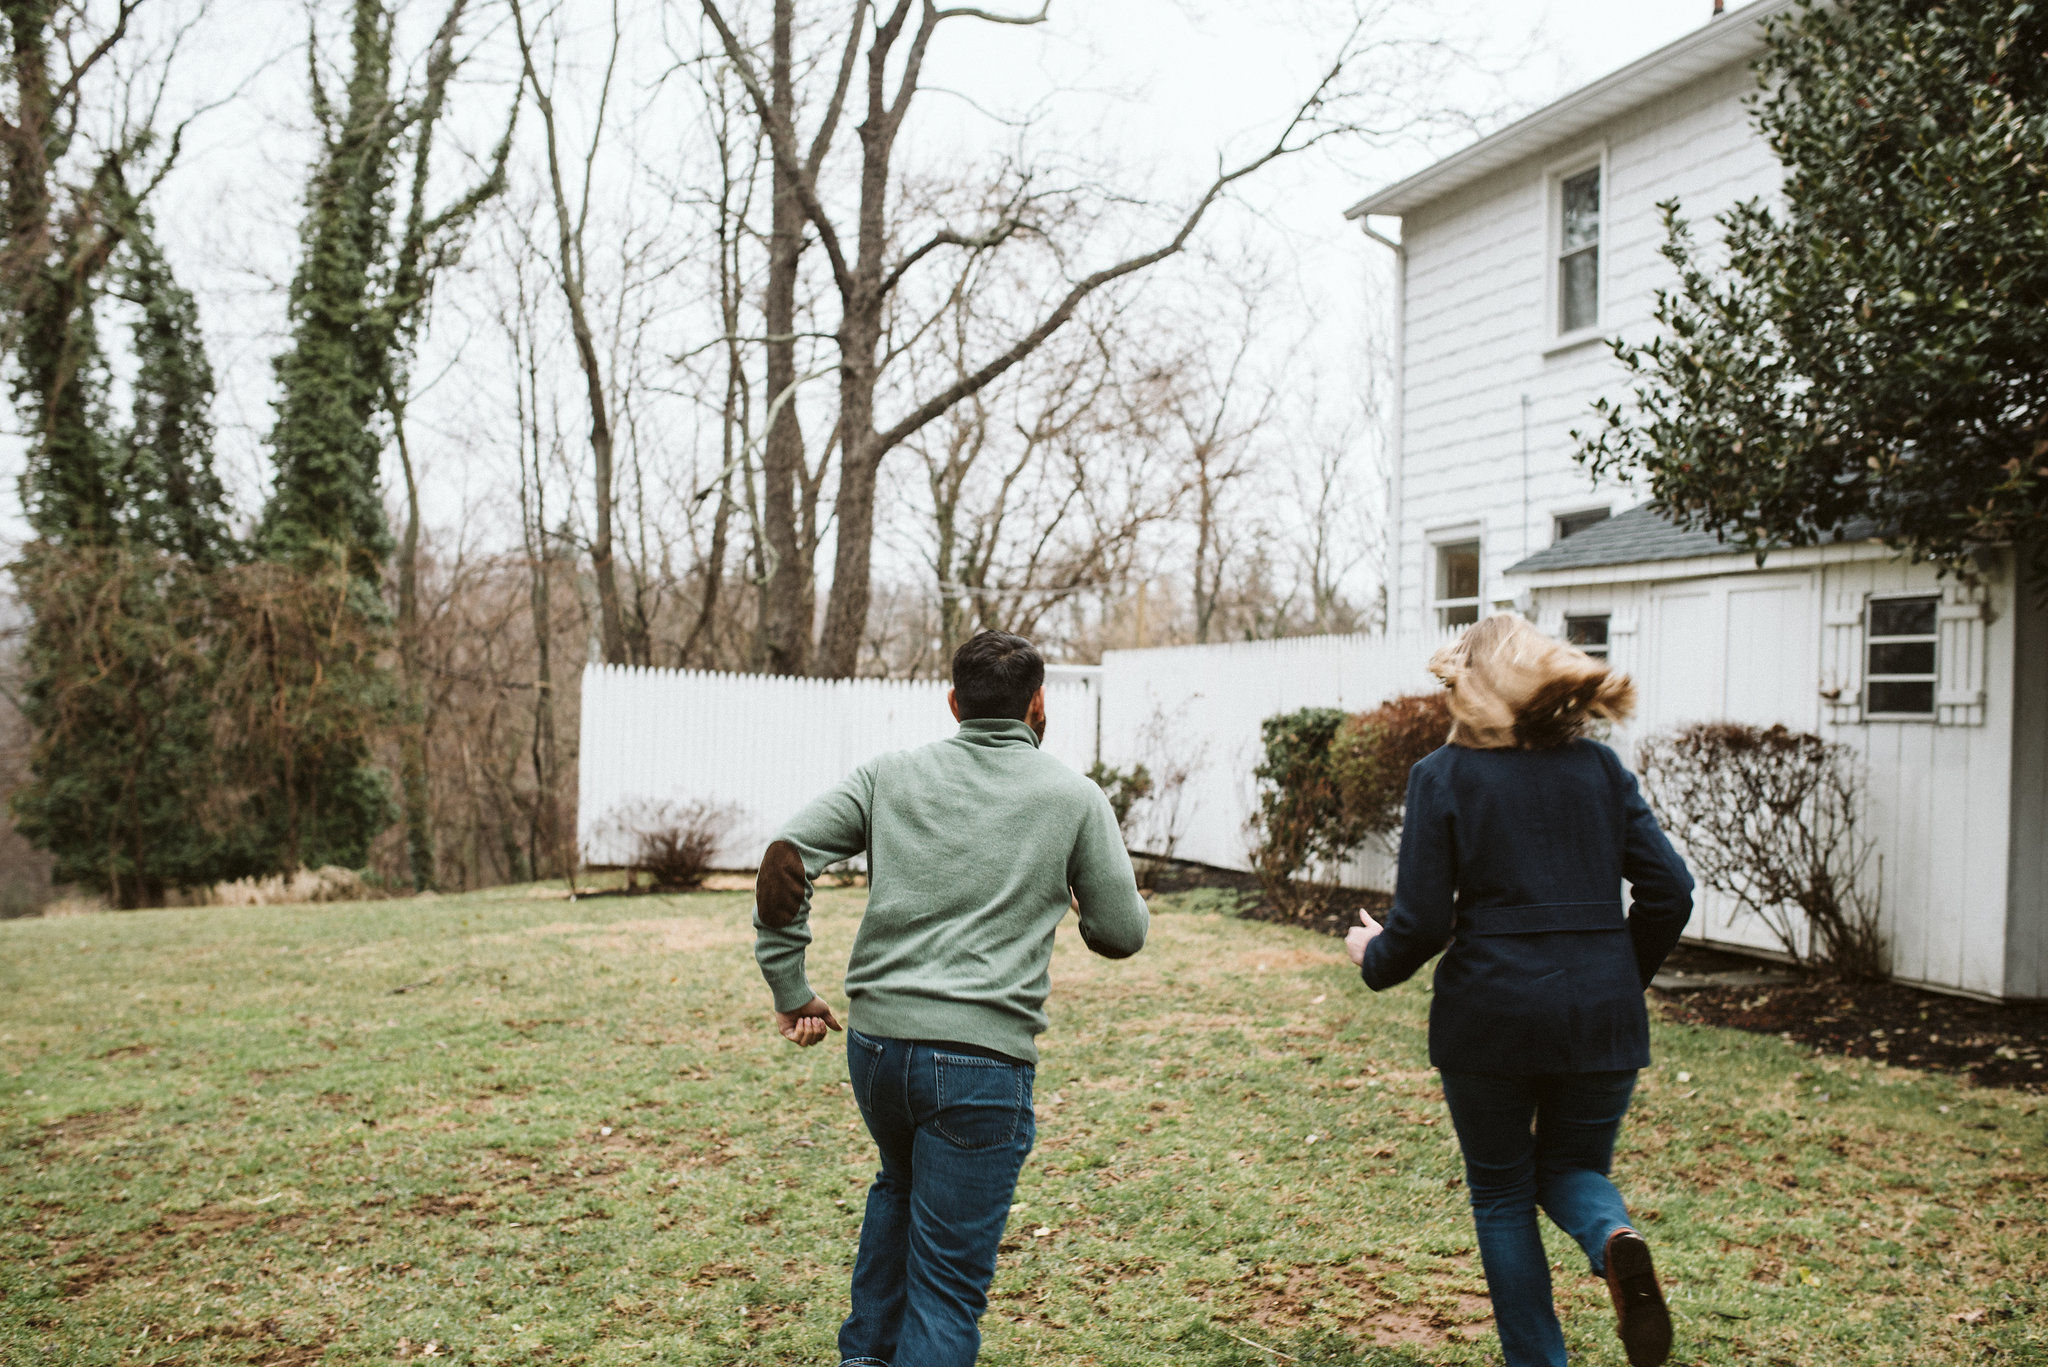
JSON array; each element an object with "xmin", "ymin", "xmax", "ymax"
[
  {"xmin": 1345, "ymin": 908, "xmax": 1385, "ymax": 968},
  {"xmin": 775, "ymin": 996, "xmax": 844, "ymax": 1046}
]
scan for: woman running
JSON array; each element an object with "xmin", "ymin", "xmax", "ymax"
[{"xmin": 1347, "ymin": 614, "xmax": 1694, "ymax": 1367}]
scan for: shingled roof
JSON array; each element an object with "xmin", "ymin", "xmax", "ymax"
[{"xmin": 1505, "ymin": 504, "xmax": 1880, "ymax": 575}]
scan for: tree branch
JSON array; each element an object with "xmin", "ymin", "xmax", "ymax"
[
  {"xmin": 874, "ymin": 20, "xmax": 1367, "ymax": 453},
  {"xmin": 698, "ymin": 0, "xmax": 853, "ymax": 293},
  {"xmin": 879, "ymin": 217, "xmax": 1023, "ymax": 298},
  {"xmin": 934, "ymin": 2, "xmax": 1048, "ymax": 22}
]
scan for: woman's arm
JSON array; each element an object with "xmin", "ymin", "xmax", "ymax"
[
  {"xmin": 1360, "ymin": 763, "xmax": 1457, "ymax": 991},
  {"xmin": 1616, "ymin": 761, "xmax": 1694, "ymax": 986}
]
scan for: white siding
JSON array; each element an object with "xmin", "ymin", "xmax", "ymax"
[
  {"xmin": 1530, "ymin": 555, "xmax": 2019, "ymax": 999},
  {"xmin": 1392, "ymin": 60, "xmax": 1781, "ymax": 631}
]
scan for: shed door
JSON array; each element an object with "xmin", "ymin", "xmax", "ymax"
[
  {"xmin": 1649, "ymin": 587, "xmax": 1718, "ymax": 726},
  {"xmin": 1723, "ymin": 577, "xmax": 1820, "ymax": 730},
  {"xmin": 1646, "ymin": 572, "xmax": 1820, "ymax": 731}
]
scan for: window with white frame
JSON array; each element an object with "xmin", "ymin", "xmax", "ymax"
[
  {"xmin": 1864, "ymin": 595, "xmax": 1938, "ymax": 716},
  {"xmin": 1433, "ymin": 540, "xmax": 1480, "ymax": 628},
  {"xmin": 1556, "ymin": 165, "xmax": 1601, "ymax": 335},
  {"xmin": 1565, "ymin": 613, "xmax": 1610, "ymax": 660}
]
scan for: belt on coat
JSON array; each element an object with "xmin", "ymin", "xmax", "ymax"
[{"xmin": 1454, "ymin": 901, "xmax": 1626, "ymax": 935}]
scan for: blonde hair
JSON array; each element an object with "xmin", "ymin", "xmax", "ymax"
[{"xmin": 1428, "ymin": 613, "xmax": 1637, "ymax": 750}]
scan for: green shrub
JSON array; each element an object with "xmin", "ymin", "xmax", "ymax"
[{"xmin": 1249, "ymin": 693, "xmax": 1450, "ymax": 918}]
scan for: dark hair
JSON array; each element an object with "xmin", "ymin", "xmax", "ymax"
[{"xmin": 951, "ymin": 630, "xmax": 1044, "ymax": 720}]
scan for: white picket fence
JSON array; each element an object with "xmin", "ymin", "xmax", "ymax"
[
  {"xmin": 577, "ymin": 632, "xmax": 1457, "ymax": 883},
  {"xmin": 1096, "ymin": 630, "xmax": 1460, "ymax": 881},
  {"xmin": 577, "ymin": 664, "xmax": 1103, "ymax": 867}
]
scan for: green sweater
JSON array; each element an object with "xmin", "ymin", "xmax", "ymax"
[{"xmin": 752, "ymin": 717, "xmax": 1149, "ymax": 1064}]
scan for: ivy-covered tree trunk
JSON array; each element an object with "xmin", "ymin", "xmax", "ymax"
[
  {"xmin": 260, "ymin": 0, "xmax": 400, "ymax": 572},
  {"xmin": 251, "ymin": 0, "xmax": 407, "ymax": 874}
]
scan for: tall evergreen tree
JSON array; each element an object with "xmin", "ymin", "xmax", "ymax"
[
  {"xmin": 116, "ymin": 197, "xmax": 233, "ymax": 569},
  {"xmin": 5, "ymin": 193, "xmax": 249, "ymax": 903}
]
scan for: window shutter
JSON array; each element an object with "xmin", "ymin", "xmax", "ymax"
[
  {"xmin": 1821, "ymin": 596, "xmax": 1863, "ymax": 725},
  {"xmin": 1935, "ymin": 586, "xmax": 1988, "ymax": 726}
]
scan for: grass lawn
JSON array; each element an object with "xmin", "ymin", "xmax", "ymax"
[{"xmin": 3, "ymin": 885, "xmax": 2043, "ymax": 1366}]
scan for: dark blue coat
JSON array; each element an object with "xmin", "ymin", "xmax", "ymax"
[{"xmin": 1360, "ymin": 739, "xmax": 1694, "ymax": 1075}]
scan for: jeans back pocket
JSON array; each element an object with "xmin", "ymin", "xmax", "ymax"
[
  {"xmin": 931, "ymin": 1055, "xmax": 1030, "ymax": 1151},
  {"xmin": 848, "ymin": 1030, "xmax": 887, "ymax": 1110}
]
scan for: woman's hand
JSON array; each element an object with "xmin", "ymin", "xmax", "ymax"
[
  {"xmin": 1345, "ymin": 908, "xmax": 1385, "ymax": 967},
  {"xmin": 774, "ymin": 996, "xmax": 844, "ymax": 1046}
]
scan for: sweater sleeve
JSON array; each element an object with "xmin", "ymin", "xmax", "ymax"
[
  {"xmin": 753, "ymin": 764, "xmax": 873, "ymax": 1012},
  {"xmin": 1615, "ymin": 757, "xmax": 1694, "ymax": 986},
  {"xmin": 1361, "ymin": 762, "xmax": 1456, "ymax": 991},
  {"xmin": 1068, "ymin": 785, "xmax": 1149, "ymax": 960}
]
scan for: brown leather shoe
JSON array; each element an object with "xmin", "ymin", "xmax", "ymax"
[{"xmin": 1603, "ymin": 1227, "xmax": 1672, "ymax": 1367}]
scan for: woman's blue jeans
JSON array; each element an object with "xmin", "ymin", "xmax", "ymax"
[
  {"xmin": 839, "ymin": 1030, "xmax": 1035, "ymax": 1367},
  {"xmin": 1438, "ymin": 1069, "xmax": 1638, "ymax": 1367}
]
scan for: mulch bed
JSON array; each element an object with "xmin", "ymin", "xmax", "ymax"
[
  {"xmin": 1651, "ymin": 942, "xmax": 2048, "ymax": 1093},
  {"xmin": 1144, "ymin": 857, "xmax": 2048, "ymax": 1094}
]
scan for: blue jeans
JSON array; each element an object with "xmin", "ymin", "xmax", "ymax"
[
  {"xmin": 1438, "ymin": 1069, "xmax": 1638, "ymax": 1367},
  {"xmin": 839, "ymin": 1031, "xmax": 1035, "ymax": 1367}
]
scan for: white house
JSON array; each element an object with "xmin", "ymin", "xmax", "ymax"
[{"xmin": 1345, "ymin": 0, "xmax": 2046, "ymax": 1001}]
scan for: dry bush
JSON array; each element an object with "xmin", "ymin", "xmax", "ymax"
[
  {"xmin": 601, "ymin": 800, "xmax": 739, "ymax": 891},
  {"xmin": 204, "ymin": 866, "xmax": 381, "ymax": 907},
  {"xmin": 1087, "ymin": 761, "xmax": 1155, "ymax": 836},
  {"xmin": 1637, "ymin": 722, "xmax": 1885, "ymax": 979},
  {"xmin": 1125, "ymin": 704, "xmax": 1205, "ymax": 862}
]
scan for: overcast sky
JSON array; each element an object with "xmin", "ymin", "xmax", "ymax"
[{"xmin": 1, "ymin": 0, "xmax": 1764, "ymax": 554}]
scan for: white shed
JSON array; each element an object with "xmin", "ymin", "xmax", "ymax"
[{"xmin": 1345, "ymin": 0, "xmax": 2046, "ymax": 1000}]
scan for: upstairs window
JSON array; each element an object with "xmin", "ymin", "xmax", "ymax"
[
  {"xmin": 1557, "ymin": 165, "xmax": 1601, "ymax": 335},
  {"xmin": 1865, "ymin": 595, "xmax": 1938, "ymax": 716},
  {"xmin": 1434, "ymin": 540, "xmax": 1480, "ymax": 628},
  {"xmin": 1565, "ymin": 614, "xmax": 1610, "ymax": 660},
  {"xmin": 1554, "ymin": 507, "xmax": 1610, "ymax": 542}
]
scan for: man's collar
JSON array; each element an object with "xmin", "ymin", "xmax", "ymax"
[{"xmin": 954, "ymin": 716, "xmax": 1041, "ymax": 749}]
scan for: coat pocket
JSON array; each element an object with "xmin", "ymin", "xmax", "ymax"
[{"xmin": 931, "ymin": 1055, "xmax": 1032, "ymax": 1151}]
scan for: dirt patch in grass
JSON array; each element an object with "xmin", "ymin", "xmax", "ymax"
[
  {"xmin": 1207, "ymin": 1258, "xmax": 1493, "ymax": 1349},
  {"xmin": 1653, "ymin": 944, "xmax": 2048, "ymax": 1093},
  {"xmin": 38, "ymin": 1105, "xmax": 141, "ymax": 1147},
  {"xmin": 168, "ymin": 1317, "xmax": 334, "ymax": 1366}
]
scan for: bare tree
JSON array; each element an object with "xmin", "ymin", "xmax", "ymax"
[
  {"xmin": 1162, "ymin": 290, "xmax": 1276, "ymax": 644},
  {"xmin": 508, "ymin": 0, "xmax": 630, "ymax": 664},
  {"xmin": 385, "ymin": 0, "xmax": 514, "ymax": 890},
  {"xmin": 700, "ymin": 0, "xmax": 1433, "ymax": 675}
]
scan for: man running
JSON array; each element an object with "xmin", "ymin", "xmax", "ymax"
[{"xmin": 752, "ymin": 629, "xmax": 1149, "ymax": 1367}]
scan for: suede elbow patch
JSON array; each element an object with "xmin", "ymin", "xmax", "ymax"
[{"xmin": 757, "ymin": 840, "xmax": 807, "ymax": 928}]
